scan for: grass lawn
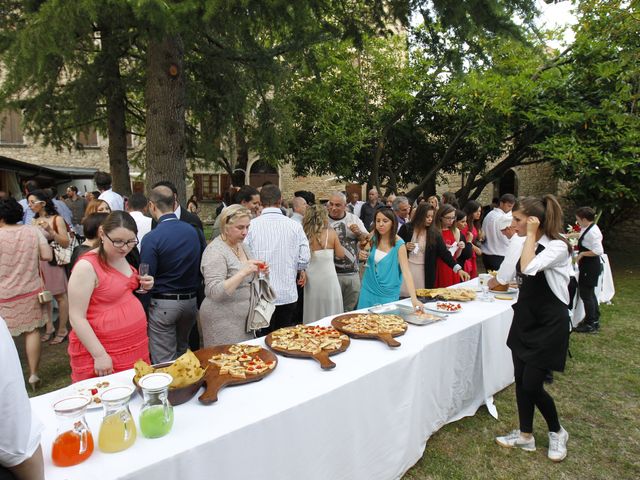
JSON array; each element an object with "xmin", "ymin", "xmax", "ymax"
[
  {"xmin": 14, "ymin": 250, "xmax": 639, "ymax": 478},
  {"xmin": 404, "ymin": 250, "xmax": 640, "ymax": 479}
]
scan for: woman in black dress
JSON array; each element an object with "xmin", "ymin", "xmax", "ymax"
[
  {"xmin": 398, "ymin": 203, "xmax": 469, "ymax": 290},
  {"xmin": 491, "ymin": 195, "xmax": 572, "ymax": 462}
]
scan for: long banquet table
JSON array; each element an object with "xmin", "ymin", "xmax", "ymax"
[{"xmin": 31, "ymin": 294, "xmax": 516, "ymax": 480}]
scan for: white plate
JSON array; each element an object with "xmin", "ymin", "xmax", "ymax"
[
  {"xmin": 424, "ymin": 302, "xmax": 463, "ymax": 314},
  {"xmin": 63, "ymin": 378, "xmax": 132, "ymax": 409}
]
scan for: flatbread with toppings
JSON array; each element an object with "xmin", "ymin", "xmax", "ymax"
[
  {"xmin": 416, "ymin": 288, "xmax": 477, "ymax": 302},
  {"xmin": 269, "ymin": 325, "xmax": 349, "ymax": 354},
  {"xmin": 208, "ymin": 344, "xmax": 276, "ymax": 379},
  {"xmin": 337, "ymin": 313, "xmax": 407, "ymax": 335},
  {"xmin": 265, "ymin": 325, "xmax": 351, "ymax": 370}
]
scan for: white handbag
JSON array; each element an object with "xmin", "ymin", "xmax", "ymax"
[{"xmin": 246, "ymin": 277, "xmax": 276, "ymax": 333}]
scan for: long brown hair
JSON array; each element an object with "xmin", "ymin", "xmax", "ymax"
[
  {"xmin": 410, "ymin": 203, "xmax": 434, "ymax": 237},
  {"xmin": 515, "ymin": 195, "xmax": 571, "ymax": 253},
  {"xmin": 463, "ymin": 200, "xmax": 482, "ymax": 231},
  {"xmin": 372, "ymin": 207, "xmax": 397, "ymax": 247},
  {"xmin": 434, "ymin": 204, "xmax": 455, "ymax": 231},
  {"xmin": 97, "ymin": 211, "xmax": 138, "ymax": 269}
]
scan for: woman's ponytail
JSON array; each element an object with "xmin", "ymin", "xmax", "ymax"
[{"xmin": 543, "ymin": 195, "xmax": 571, "ymax": 253}]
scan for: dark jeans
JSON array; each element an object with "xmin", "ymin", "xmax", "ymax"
[
  {"xmin": 513, "ymin": 353, "xmax": 560, "ymax": 434},
  {"xmin": 579, "ymin": 283, "xmax": 600, "ymax": 325},
  {"xmin": 0, "ymin": 466, "xmax": 16, "ymax": 480},
  {"xmin": 482, "ymin": 254, "xmax": 505, "ymax": 272},
  {"xmin": 258, "ymin": 302, "xmax": 299, "ymax": 336}
]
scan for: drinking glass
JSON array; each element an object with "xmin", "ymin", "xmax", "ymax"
[
  {"xmin": 478, "ymin": 273, "xmax": 493, "ymax": 302},
  {"xmin": 254, "ymin": 252, "xmax": 268, "ymax": 279},
  {"xmin": 136, "ymin": 263, "xmax": 149, "ymax": 293}
]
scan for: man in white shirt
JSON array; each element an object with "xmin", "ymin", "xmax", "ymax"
[
  {"xmin": 126, "ymin": 192, "xmax": 152, "ymax": 250},
  {"xmin": 94, "ymin": 171, "xmax": 125, "ymax": 211},
  {"xmin": 347, "ymin": 192, "xmax": 364, "ymax": 218},
  {"xmin": 327, "ymin": 191, "xmax": 368, "ymax": 312},
  {"xmin": 245, "ymin": 185, "xmax": 310, "ymax": 333},
  {"xmin": 0, "ymin": 318, "xmax": 44, "ymax": 480},
  {"xmin": 481, "ymin": 193, "xmax": 516, "ymax": 271},
  {"xmin": 290, "ymin": 196, "xmax": 307, "ymax": 224}
]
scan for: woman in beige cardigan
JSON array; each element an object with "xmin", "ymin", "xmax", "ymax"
[{"xmin": 199, "ymin": 205, "xmax": 265, "ymax": 346}]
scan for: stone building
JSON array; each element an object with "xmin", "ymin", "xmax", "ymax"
[{"xmin": 0, "ymin": 109, "xmax": 582, "ymax": 230}]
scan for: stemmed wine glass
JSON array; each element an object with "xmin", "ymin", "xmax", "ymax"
[
  {"xmin": 136, "ymin": 263, "xmax": 149, "ymax": 294},
  {"xmin": 254, "ymin": 252, "xmax": 268, "ymax": 279}
]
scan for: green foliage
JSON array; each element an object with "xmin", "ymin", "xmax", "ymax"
[{"xmin": 535, "ymin": 0, "xmax": 640, "ymax": 227}]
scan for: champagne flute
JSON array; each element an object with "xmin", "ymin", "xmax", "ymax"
[
  {"xmin": 136, "ymin": 263, "xmax": 149, "ymax": 293},
  {"xmin": 254, "ymin": 251, "xmax": 268, "ymax": 279}
]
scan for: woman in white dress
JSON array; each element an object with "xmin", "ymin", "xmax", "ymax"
[{"xmin": 302, "ymin": 205, "xmax": 346, "ymax": 324}]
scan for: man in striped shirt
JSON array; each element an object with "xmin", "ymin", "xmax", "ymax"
[{"xmin": 245, "ymin": 185, "xmax": 310, "ymax": 333}]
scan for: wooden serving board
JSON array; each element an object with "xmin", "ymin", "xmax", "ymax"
[
  {"xmin": 194, "ymin": 345, "xmax": 277, "ymax": 404},
  {"xmin": 264, "ymin": 331, "xmax": 350, "ymax": 370},
  {"xmin": 331, "ymin": 313, "xmax": 408, "ymax": 348}
]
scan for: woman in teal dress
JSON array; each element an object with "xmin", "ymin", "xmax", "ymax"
[{"xmin": 357, "ymin": 208, "xmax": 423, "ymax": 310}]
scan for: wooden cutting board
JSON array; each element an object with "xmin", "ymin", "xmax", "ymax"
[
  {"xmin": 194, "ymin": 345, "xmax": 278, "ymax": 404},
  {"xmin": 331, "ymin": 313, "xmax": 408, "ymax": 348},
  {"xmin": 264, "ymin": 329, "xmax": 350, "ymax": 370}
]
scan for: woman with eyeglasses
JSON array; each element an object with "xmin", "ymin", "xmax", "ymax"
[
  {"xmin": 434, "ymin": 204, "xmax": 466, "ymax": 287},
  {"xmin": 67, "ymin": 211, "xmax": 153, "ymax": 381},
  {"xmin": 28, "ymin": 190, "xmax": 70, "ymax": 345},
  {"xmin": 83, "ymin": 198, "xmax": 111, "ymax": 217},
  {"xmin": 356, "ymin": 208, "xmax": 423, "ymax": 310}
]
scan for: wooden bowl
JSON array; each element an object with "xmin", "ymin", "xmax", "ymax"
[{"xmin": 132, "ymin": 362, "xmax": 205, "ymax": 406}]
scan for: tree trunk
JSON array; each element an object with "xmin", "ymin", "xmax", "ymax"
[
  {"xmin": 145, "ymin": 35, "xmax": 187, "ymax": 203},
  {"xmin": 101, "ymin": 25, "xmax": 131, "ymax": 197},
  {"xmin": 234, "ymin": 117, "xmax": 250, "ymax": 185}
]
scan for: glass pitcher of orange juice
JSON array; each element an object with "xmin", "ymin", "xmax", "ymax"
[
  {"xmin": 98, "ymin": 386, "xmax": 137, "ymax": 453},
  {"xmin": 51, "ymin": 396, "xmax": 94, "ymax": 467}
]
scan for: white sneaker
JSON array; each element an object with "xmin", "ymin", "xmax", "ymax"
[
  {"xmin": 495, "ymin": 429, "xmax": 536, "ymax": 451},
  {"xmin": 548, "ymin": 427, "xmax": 569, "ymax": 462}
]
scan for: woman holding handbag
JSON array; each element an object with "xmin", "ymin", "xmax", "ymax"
[
  {"xmin": 0, "ymin": 198, "xmax": 53, "ymax": 390},
  {"xmin": 200, "ymin": 205, "xmax": 267, "ymax": 346},
  {"xmin": 28, "ymin": 190, "xmax": 70, "ymax": 345}
]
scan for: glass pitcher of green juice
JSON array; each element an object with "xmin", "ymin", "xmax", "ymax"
[{"xmin": 138, "ymin": 373, "xmax": 174, "ymax": 439}]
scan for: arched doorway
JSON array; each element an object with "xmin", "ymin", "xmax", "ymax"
[
  {"xmin": 496, "ymin": 169, "xmax": 518, "ymax": 197},
  {"xmin": 249, "ymin": 161, "xmax": 279, "ymax": 189}
]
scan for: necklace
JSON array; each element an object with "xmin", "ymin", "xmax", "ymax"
[{"xmin": 225, "ymin": 240, "xmax": 241, "ymax": 259}]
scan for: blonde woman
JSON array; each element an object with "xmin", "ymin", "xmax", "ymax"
[
  {"xmin": 301, "ymin": 205, "xmax": 346, "ymax": 323},
  {"xmin": 200, "ymin": 205, "xmax": 263, "ymax": 345}
]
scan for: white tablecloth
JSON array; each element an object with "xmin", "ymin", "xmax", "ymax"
[{"xmin": 31, "ymin": 297, "xmax": 516, "ymax": 480}]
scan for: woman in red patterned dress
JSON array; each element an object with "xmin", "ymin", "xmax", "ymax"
[
  {"xmin": 434, "ymin": 204, "xmax": 465, "ymax": 288},
  {"xmin": 461, "ymin": 200, "xmax": 483, "ymax": 278},
  {"xmin": 67, "ymin": 211, "xmax": 153, "ymax": 382}
]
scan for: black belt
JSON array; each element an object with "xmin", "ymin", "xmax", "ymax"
[{"xmin": 151, "ymin": 292, "xmax": 197, "ymax": 300}]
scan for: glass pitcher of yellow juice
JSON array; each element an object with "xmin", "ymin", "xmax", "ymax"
[{"xmin": 98, "ymin": 385, "xmax": 137, "ymax": 453}]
